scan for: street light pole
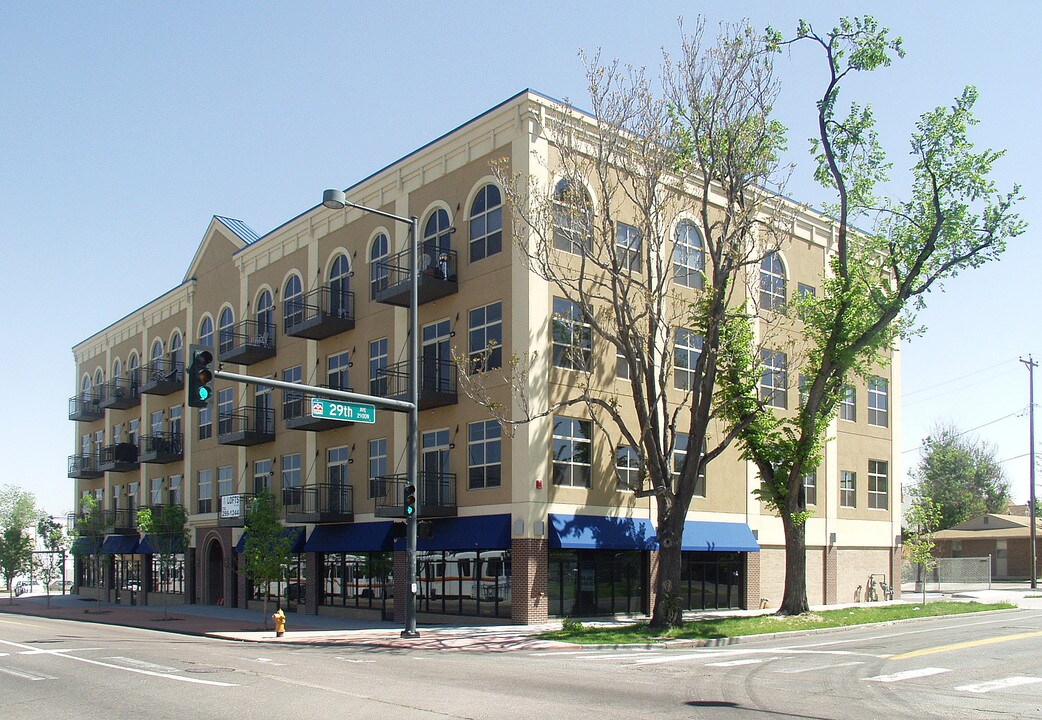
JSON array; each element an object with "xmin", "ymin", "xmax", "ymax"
[
  {"xmin": 321, "ymin": 189, "xmax": 420, "ymax": 637},
  {"xmin": 1022, "ymin": 355, "xmax": 1038, "ymax": 589}
]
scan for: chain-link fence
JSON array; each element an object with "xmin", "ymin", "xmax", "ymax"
[{"xmin": 902, "ymin": 556, "xmax": 992, "ymax": 593}]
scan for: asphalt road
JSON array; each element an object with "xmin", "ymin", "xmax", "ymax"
[{"xmin": 2, "ymin": 608, "xmax": 1041, "ymax": 719}]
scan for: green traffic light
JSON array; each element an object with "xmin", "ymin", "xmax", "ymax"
[{"xmin": 198, "ymin": 386, "xmax": 210, "ymax": 401}]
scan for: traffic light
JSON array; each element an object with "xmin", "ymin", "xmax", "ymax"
[
  {"xmin": 187, "ymin": 344, "xmax": 214, "ymax": 408},
  {"xmin": 404, "ymin": 484, "xmax": 416, "ymax": 517}
]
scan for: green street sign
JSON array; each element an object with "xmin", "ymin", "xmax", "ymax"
[{"xmin": 309, "ymin": 398, "xmax": 376, "ymax": 424}]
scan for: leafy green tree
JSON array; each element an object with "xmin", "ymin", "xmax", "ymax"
[
  {"xmin": 241, "ymin": 490, "xmax": 292, "ymax": 629},
  {"xmin": 35, "ymin": 516, "xmax": 68, "ymax": 608},
  {"xmin": 905, "ymin": 495, "xmax": 942, "ymax": 606},
  {"xmin": 911, "ymin": 422, "xmax": 1011, "ymax": 529},
  {"xmin": 724, "ymin": 16, "xmax": 1024, "ymax": 615},
  {"xmin": 136, "ymin": 503, "xmax": 189, "ymax": 619},
  {"xmin": 0, "ymin": 486, "xmax": 41, "ymax": 603},
  {"xmin": 70, "ymin": 494, "xmax": 105, "ymax": 592}
]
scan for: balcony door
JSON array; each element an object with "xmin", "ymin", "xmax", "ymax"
[
  {"xmin": 421, "ymin": 429, "xmax": 450, "ymax": 507},
  {"xmin": 329, "ymin": 254, "xmax": 351, "ymax": 318},
  {"xmin": 421, "ymin": 320, "xmax": 451, "ymax": 394}
]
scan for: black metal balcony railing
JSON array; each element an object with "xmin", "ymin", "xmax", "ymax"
[
  {"xmin": 217, "ymin": 406, "xmax": 275, "ymax": 446},
  {"xmin": 138, "ymin": 432, "xmax": 184, "ymax": 464},
  {"xmin": 219, "ymin": 319, "xmax": 276, "ymax": 365},
  {"xmin": 217, "ymin": 493, "xmax": 254, "ymax": 527},
  {"xmin": 284, "ymin": 286, "xmax": 355, "ymax": 340},
  {"xmin": 283, "ymin": 386, "xmax": 356, "ymax": 431},
  {"xmin": 374, "ymin": 472, "xmax": 456, "ymax": 518},
  {"xmin": 99, "ymin": 376, "xmax": 140, "ymax": 409},
  {"xmin": 374, "ymin": 242, "xmax": 458, "ymax": 307},
  {"xmin": 379, "ymin": 357, "xmax": 458, "ymax": 410},
  {"xmin": 139, "ymin": 357, "xmax": 183, "ymax": 395},
  {"xmin": 98, "ymin": 443, "xmax": 139, "ymax": 472},
  {"xmin": 67, "ymin": 511, "xmax": 105, "ymax": 536},
  {"xmin": 69, "ymin": 392, "xmax": 104, "ymax": 422},
  {"xmin": 102, "ymin": 508, "xmax": 137, "ymax": 534},
  {"xmin": 284, "ymin": 484, "xmax": 353, "ymax": 524},
  {"xmin": 68, "ymin": 454, "xmax": 104, "ymax": 479}
]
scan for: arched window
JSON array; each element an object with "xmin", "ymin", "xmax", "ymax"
[
  {"xmin": 422, "ymin": 209, "xmax": 452, "ymax": 277},
  {"xmin": 552, "ymin": 178, "xmax": 592, "ymax": 254},
  {"xmin": 128, "ymin": 352, "xmax": 140, "ymax": 389},
  {"xmin": 329, "ymin": 254, "xmax": 351, "ymax": 318},
  {"xmin": 283, "ymin": 275, "xmax": 303, "ymax": 330},
  {"xmin": 218, "ymin": 307, "xmax": 235, "ymax": 354},
  {"xmin": 469, "ymin": 184, "xmax": 502, "ymax": 262},
  {"xmin": 113, "ymin": 358, "xmax": 122, "ymax": 380},
  {"xmin": 198, "ymin": 316, "xmax": 214, "ymax": 349},
  {"xmin": 759, "ymin": 252, "xmax": 786, "ymax": 311},
  {"xmin": 81, "ymin": 375, "xmax": 91, "ymax": 394},
  {"xmin": 369, "ymin": 233, "xmax": 389, "ymax": 300},
  {"xmin": 93, "ymin": 368, "xmax": 104, "ymax": 389},
  {"xmin": 674, "ymin": 221, "xmax": 705, "ymax": 289},
  {"xmin": 170, "ymin": 331, "xmax": 183, "ymax": 371},
  {"xmin": 150, "ymin": 339, "xmax": 164, "ymax": 364},
  {"xmin": 256, "ymin": 290, "xmax": 274, "ymax": 337}
]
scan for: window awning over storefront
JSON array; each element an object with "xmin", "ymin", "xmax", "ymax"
[
  {"xmin": 234, "ymin": 526, "xmax": 306, "ymax": 553},
  {"xmin": 137, "ymin": 533, "xmax": 187, "ymax": 555},
  {"xmin": 98, "ymin": 535, "xmax": 139, "ymax": 554},
  {"xmin": 403, "ymin": 514, "xmax": 511, "ymax": 552},
  {"xmin": 301, "ymin": 522, "xmax": 394, "ymax": 553},
  {"xmin": 549, "ymin": 513, "xmax": 759, "ymax": 553},
  {"xmin": 71, "ymin": 536, "xmax": 102, "ymax": 555}
]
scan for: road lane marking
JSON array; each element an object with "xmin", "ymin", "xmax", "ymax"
[
  {"xmin": 105, "ymin": 656, "xmax": 181, "ymax": 673},
  {"xmin": 0, "ymin": 618, "xmax": 45, "ymax": 628},
  {"xmin": 776, "ymin": 661, "xmax": 865, "ymax": 675},
  {"xmin": 0, "ymin": 665, "xmax": 55, "ymax": 681},
  {"xmin": 955, "ymin": 676, "xmax": 1042, "ymax": 693},
  {"xmin": 707, "ymin": 658, "xmax": 765, "ymax": 667},
  {"xmin": 888, "ymin": 630, "xmax": 1042, "ymax": 661},
  {"xmin": 866, "ymin": 667, "xmax": 950, "ymax": 683}
]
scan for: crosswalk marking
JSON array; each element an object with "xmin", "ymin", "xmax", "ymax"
[
  {"xmin": 866, "ymin": 667, "xmax": 951, "ymax": 683},
  {"xmin": 707, "ymin": 658, "xmax": 765, "ymax": 667},
  {"xmin": 955, "ymin": 677, "xmax": 1042, "ymax": 694},
  {"xmin": 776, "ymin": 661, "xmax": 865, "ymax": 675},
  {"xmin": 0, "ymin": 665, "xmax": 55, "ymax": 681}
]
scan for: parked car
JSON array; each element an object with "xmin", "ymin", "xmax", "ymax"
[{"xmin": 14, "ymin": 581, "xmax": 40, "ymax": 597}]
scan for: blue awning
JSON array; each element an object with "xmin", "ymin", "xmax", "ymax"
[
  {"xmin": 302, "ymin": 522, "xmax": 394, "ymax": 553},
  {"xmin": 234, "ymin": 526, "xmax": 306, "ymax": 554},
  {"xmin": 400, "ymin": 514, "xmax": 511, "ymax": 552},
  {"xmin": 70, "ymin": 536, "xmax": 102, "ymax": 555},
  {"xmin": 98, "ymin": 535, "xmax": 139, "ymax": 554},
  {"xmin": 138, "ymin": 533, "xmax": 187, "ymax": 555},
  {"xmin": 681, "ymin": 520, "xmax": 759, "ymax": 552},
  {"xmin": 549, "ymin": 514, "xmax": 658, "ymax": 550}
]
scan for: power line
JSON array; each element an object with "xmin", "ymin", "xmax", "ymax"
[
  {"xmin": 903, "ymin": 366, "xmax": 1021, "ymax": 408},
  {"xmin": 903, "ymin": 357, "xmax": 1019, "ymax": 398},
  {"xmin": 902, "ymin": 407, "xmax": 1026, "ymax": 455}
]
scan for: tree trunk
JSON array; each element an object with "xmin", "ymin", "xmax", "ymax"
[
  {"xmin": 649, "ymin": 510, "xmax": 685, "ymax": 629},
  {"xmin": 262, "ymin": 581, "xmax": 269, "ymax": 630},
  {"xmin": 778, "ymin": 512, "xmax": 810, "ymax": 615}
]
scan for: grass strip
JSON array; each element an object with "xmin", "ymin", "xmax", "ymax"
[{"xmin": 538, "ymin": 602, "xmax": 1014, "ymax": 644}]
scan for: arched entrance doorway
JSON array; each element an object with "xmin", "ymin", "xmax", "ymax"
[{"xmin": 206, "ymin": 540, "xmax": 224, "ymax": 605}]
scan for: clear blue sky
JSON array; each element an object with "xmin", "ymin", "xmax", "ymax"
[{"xmin": 2, "ymin": 2, "xmax": 1038, "ymax": 517}]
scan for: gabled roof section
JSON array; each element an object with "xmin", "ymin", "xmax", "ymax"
[{"xmin": 183, "ymin": 215, "xmax": 255, "ymax": 283}]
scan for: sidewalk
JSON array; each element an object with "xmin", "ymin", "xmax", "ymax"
[{"xmin": 2, "ymin": 584, "xmax": 1038, "ymax": 652}]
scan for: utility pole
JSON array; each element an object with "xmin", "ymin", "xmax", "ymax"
[{"xmin": 1021, "ymin": 355, "xmax": 1038, "ymax": 589}]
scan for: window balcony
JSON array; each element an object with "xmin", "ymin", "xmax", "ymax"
[
  {"xmin": 102, "ymin": 509, "xmax": 137, "ymax": 535},
  {"xmin": 373, "ymin": 472, "xmax": 456, "ymax": 519},
  {"xmin": 99, "ymin": 377, "xmax": 140, "ymax": 410},
  {"xmin": 69, "ymin": 392, "xmax": 104, "ymax": 422},
  {"xmin": 98, "ymin": 443, "xmax": 139, "ymax": 473},
  {"xmin": 217, "ymin": 406, "xmax": 275, "ymax": 446},
  {"xmin": 283, "ymin": 386, "xmax": 355, "ymax": 432},
  {"xmin": 379, "ymin": 357, "xmax": 457, "ymax": 410},
  {"xmin": 219, "ymin": 319, "xmax": 276, "ymax": 365},
  {"xmin": 284, "ymin": 286, "xmax": 355, "ymax": 340},
  {"xmin": 374, "ymin": 243, "xmax": 458, "ymax": 307},
  {"xmin": 283, "ymin": 484, "xmax": 353, "ymax": 524},
  {"xmin": 138, "ymin": 432, "xmax": 184, "ymax": 464},
  {"xmin": 68, "ymin": 454, "xmax": 104, "ymax": 479},
  {"xmin": 217, "ymin": 493, "xmax": 253, "ymax": 527},
  {"xmin": 140, "ymin": 358, "xmax": 183, "ymax": 396}
]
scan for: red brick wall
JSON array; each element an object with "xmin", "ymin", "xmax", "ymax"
[
  {"xmin": 511, "ymin": 538, "xmax": 549, "ymax": 624},
  {"xmin": 824, "ymin": 546, "xmax": 837, "ymax": 605},
  {"xmin": 744, "ymin": 551, "xmax": 761, "ymax": 609},
  {"xmin": 392, "ymin": 550, "xmax": 407, "ymax": 624}
]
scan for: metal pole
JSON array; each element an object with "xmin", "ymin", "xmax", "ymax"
[
  {"xmin": 1022, "ymin": 355, "xmax": 1038, "ymax": 589},
  {"xmin": 402, "ymin": 215, "xmax": 420, "ymax": 638}
]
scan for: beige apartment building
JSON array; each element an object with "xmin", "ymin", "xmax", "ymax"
[{"xmin": 67, "ymin": 90, "xmax": 901, "ymax": 625}]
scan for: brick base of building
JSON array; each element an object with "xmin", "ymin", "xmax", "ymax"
[
  {"xmin": 511, "ymin": 537, "xmax": 549, "ymax": 624},
  {"xmin": 744, "ymin": 551, "xmax": 762, "ymax": 609}
]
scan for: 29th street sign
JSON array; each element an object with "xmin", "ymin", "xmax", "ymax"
[{"xmin": 310, "ymin": 398, "xmax": 376, "ymax": 424}]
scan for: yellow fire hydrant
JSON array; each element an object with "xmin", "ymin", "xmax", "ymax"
[{"xmin": 272, "ymin": 608, "xmax": 286, "ymax": 638}]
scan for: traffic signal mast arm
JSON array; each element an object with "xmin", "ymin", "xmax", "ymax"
[{"xmin": 211, "ymin": 368, "xmax": 415, "ymax": 414}]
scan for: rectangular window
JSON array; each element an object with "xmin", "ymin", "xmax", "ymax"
[
  {"xmin": 150, "ymin": 477, "xmax": 162, "ymax": 506},
  {"xmin": 674, "ymin": 328, "xmax": 702, "ymax": 391},
  {"xmin": 282, "ymin": 453, "xmax": 301, "ymax": 489},
  {"xmin": 672, "ymin": 433, "xmax": 706, "ymax": 497},
  {"xmin": 616, "ymin": 445, "xmax": 639, "ymax": 491},
  {"xmin": 551, "ymin": 416, "xmax": 592, "ymax": 488},
  {"xmin": 468, "ymin": 301, "xmax": 503, "ymax": 372},
  {"xmin": 253, "ymin": 459, "xmax": 272, "ymax": 495},
  {"xmin": 169, "ymin": 405, "xmax": 182, "ymax": 436},
  {"xmin": 840, "ymin": 471, "xmax": 856, "ymax": 508},
  {"xmin": 840, "ymin": 385, "xmax": 856, "ymax": 422},
  {"xmin": 868, "ymin": 376, "xmax": 888, "ymax": 427},
  {"xmin": 217, "ymin": 465, "xmax": 233, "ymax": 499},
  {"xmin": 282, "ymin": 365, "xmax": 303, "ymax": 421},
  {"xmin": 868, "ymin": 460, "xmax": 888, "ymax": 510},
  {"xmin": 217, "ymin": 388, "xmax": 233, "ymax": 436},
  {"xmin": 198, "ymin": 405, "xmax": 212, "ymax": 440},
  {"xmin": 168, "ymin": 475, "xmax": 181, "ymax": 506},
  {"xmin": 150, "ymin": 410, "xmax": 163, "ymax": 436},
  {"xmin": 328, "ymin": 350, "xmax": 351, "ymax": 390},
  {"xmin": 615, "ymin": 222, "xmax": 642, "ymax": 272},
  {"xmin": 368, "ymin": 438, "xmax": 388, "ymax": 498},
  {"xmin": 328, "ymin": 446, "xmax": 350, "ymax": 486},
  {"xmin": 369, "ymin": 338, "xmax": 388, "ymax": 396},
  {"xmin": 128, "ymin": 419, "xmax": 139, "ymax": 447},
  {"xmin": 803, "ymin": 470, "xmax": 817, "ymax": 507},
  {"xmin": 797, "ymin": 283, "xmax": 816, "ymax": 297},
  {"xmin": 197, "ymin": 469, "xmax": 213, "ymax": 514},
  {"xmin": 616, "ymin": 347, "xmax": 630, "ymax": 380},
  {"xmin": 760, "ymin": 350, "xmax": 788, "ymax": 408},
  {"xmin": 551, "ymin": 297, "xmax": 591, "ymax": 371},
  {"xmin": 468, "ymin": 420, "xmax": 502, "ymax": 489}
]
